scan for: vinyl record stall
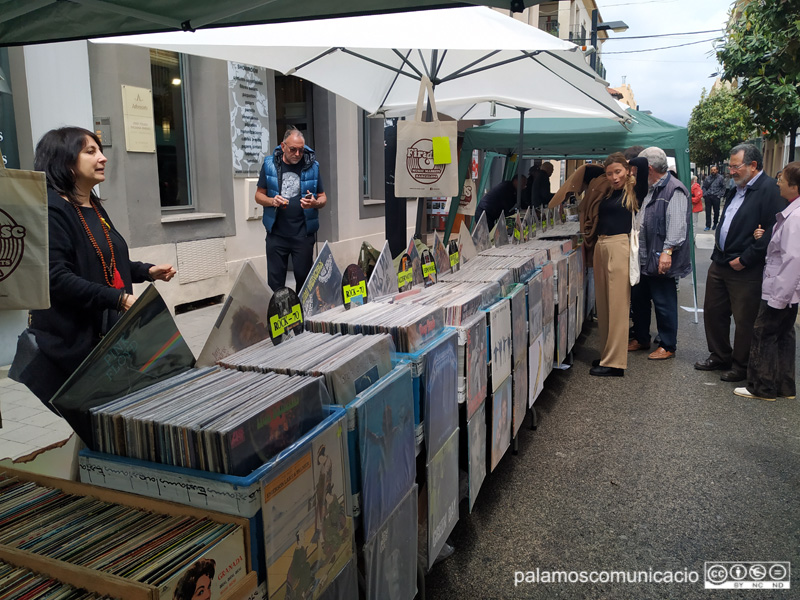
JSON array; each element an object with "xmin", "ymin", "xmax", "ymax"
[{"xmin": 8, "ymin": 209, "xmax": 587, "ymax": 600}]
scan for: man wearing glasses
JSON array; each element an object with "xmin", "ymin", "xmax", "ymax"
[
  {"xmin": 256, "ymin": 126, "xmax": 327, "ymax": 293},
  {"xmin": 694, "ymin": 143, "xmax": 786, "ymax": 383}
]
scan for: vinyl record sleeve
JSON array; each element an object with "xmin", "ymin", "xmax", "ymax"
[
  {"xmin": 493, "ymin": 211, "xmax": 509, "ymax": 247},
  {"xmin": 489, "ymin": 375, "xmax": 512, "ymax": 472},
  {"xmin": 506, "ymin": 283, "xmax": 527, "ymax": 367},
  {"xmin": 467, "ymin": 401, "xmax": 487, "ymax": 513},
  {"xmin": 425, "ymin": 429, "xmax": 459, "ymax": 571},
  {"xmin": 268, "ymin": 287, "xmax": 304, "ymax": 345},
  {"xmin": 341, "ymin": 264, "xmax": 367, "ymax": 309},
  {"xmin": 50, "ymin": 284, "xmax": 195, "ymax": 449},
  {"xmin": 196, "ymin": 261, "xmax": 273, "ymax": 368},
  {"xmin": 556, "ymin": 308, "xmax": 569, "ymax": 366},
  {"xmin": 299, "ymin": 241, "xmax": 343, "ymax": 318},
  {"xmin": 457, "ymin": 221, "xmax": 477, "ymax": 264},
  {"xmin": 460, "ymin": 311, "xmax": 487, "ymax": 421},
  {"xmin": 540, "ymin": 262, "xmax": 555, "ymax": 324},
  {"xmin": 528, "ymin": 334, "xmax": 545, "ymax": 408},
  {"xmin": 368, "ymin": 241, "xmax": 399, "ymax": 301},
  {"xmin": 471, "ymin": 212, "xmax": 491, "ymax": 253},
  {"xmin": 420, "ymin": 248, "xmax": 437, "ymax": 287},
  {"xmin": 422, "ymin": 329, "xmax": 459, "ymax": 461},
  {"xmin": 261, "ymin": 411, "xmax": 353, "ymax": 600},
  {"xmin": 432, "ymin": 231, "xmax": 451, "ymax": 277},
  {"xmin": 363, "ymin": 484, "xmax": 418, "ymax": 600},
  {"xmin": 512, "ymin": 355, "xmax": 528, "ymax": 439},
  {"xmin": 486, "ymin": 299, "xmax": 512, "ymax": 394},
  {"xmin": 527, "ymin": 271, "xmax": 544, "ymax": 344},
  {"xmin": 542, "ymin": 321, "xmax": 555, "ymax": 379},
  {"xmin": 355, "ymin": 365, "xmax": 416, "ymax": 540}
]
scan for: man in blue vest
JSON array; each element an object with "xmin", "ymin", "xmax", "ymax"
[
  {"xmin": 255, "ymin": 127, "xmax": 327, "ymax": 292},
  {"xmin": 628, "ymin": 146, "xmax": 691, "ymax": 360}
]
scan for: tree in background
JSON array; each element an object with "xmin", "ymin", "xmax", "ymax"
[
  {"xmin": 688, "ymin": 86, "xmax": 754, "ymax": 168},
  {"xmin": 716, "ymin": 0, "xmax": 800, "ymax": 160}
]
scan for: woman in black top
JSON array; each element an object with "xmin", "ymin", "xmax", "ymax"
[
  {"xmin": 11, "ymin": 127, "xmax": 176, "ymax": 405},
  {"xmin": 590, "ymin": 152, "xmax": 649, "ymax": 377}
]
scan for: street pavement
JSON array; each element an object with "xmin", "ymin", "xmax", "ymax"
[{"xmin": 426, "ymin": 238, "xmax": 800, "ymax": 598}]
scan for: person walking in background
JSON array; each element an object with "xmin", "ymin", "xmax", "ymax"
[
  {"xmin": 691, "ymin": 174, "xmax": 704, "ymax": 229},
  {"xmin": 9, "ymin": 127, "xmax": 176, "ymax": 406},
  {"xmin": 701, "ymin": 165, "xmax": 725, "ymax": 231},
  {"xmin": 629, "ymin": 147, "xmax": 691, "ymax": 361},
  {"xmin": 694, "ymin": 144, "xmax": 787, "ymax": 383},
  {"xmin": 734, "ymin": 162, "xmax": 800, "ymax": 401}
]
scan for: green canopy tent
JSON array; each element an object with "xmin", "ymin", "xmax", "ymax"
[
  {"xmin": 445, "ymin": 108, "xmax": 698, "ymax": 320},
  {"xmin": 0, "ymin": 1, "xmax": 548, "ymax": 47}
]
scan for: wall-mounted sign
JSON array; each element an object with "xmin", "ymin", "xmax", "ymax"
[
  {"xmin": 121, "ymin": 85, "xmax": 155, "ymax": 153},
  {"xmin": 228, "ymin": 62, "xmax": 269, "ymax": 177}
]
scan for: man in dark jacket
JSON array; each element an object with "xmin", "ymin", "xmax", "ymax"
[
  {"xmin": 701, "ymin": 165, "xmax": 726, "ymax": 231},
  {"xmin": 255, "ymin": 127, "xmax": 327, "ymax": 292},
  {"xmin": 474, "ymin": 174, "xmax": 524, "ymax": 231},
  {"xmin": 694, "ymin": 143, "xmax": 787, "ymax": 382},
  {"xmin": 629, "ymin": 147, "xmax": 691, "ymax": 360}
]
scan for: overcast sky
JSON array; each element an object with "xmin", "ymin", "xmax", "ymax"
[{"xmin": 594, "ymin": 0, "xmax": 733, "ymax": 127}]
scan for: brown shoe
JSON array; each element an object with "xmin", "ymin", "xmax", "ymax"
[
  {"xmin": 648, "ymin": 347, "xmax": 675, "ymax": 360},
  {"xmin": 628, "ymin": 339, "xmax": 650, "ymax": 352}
]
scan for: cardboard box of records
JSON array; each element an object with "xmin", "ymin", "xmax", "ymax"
[{"xmin": 0, "ymin": 465, "xmax": 256, "ymax": 600}]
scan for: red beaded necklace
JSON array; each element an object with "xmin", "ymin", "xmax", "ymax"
[{"xmin": 73, "ymin": 199, "xmax": 118, "ymax": 287}]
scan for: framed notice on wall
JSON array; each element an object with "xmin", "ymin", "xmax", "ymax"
[
  {"xmin": 228, "ymin": 62, "xmax": 269, "ymax": 176},
  {"xmin": 121, "ymin": 85, "xmax": 156, "ymax": 153}
]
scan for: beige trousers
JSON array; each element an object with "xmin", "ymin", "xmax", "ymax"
[{"xmin": 593, "ymin": 234, "xmax": 631, "ymax": 369}]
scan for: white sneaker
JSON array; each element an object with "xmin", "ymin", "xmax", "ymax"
[{"xmin": 733, "ymin": 387, "xmax": 776, "ymax": 402}]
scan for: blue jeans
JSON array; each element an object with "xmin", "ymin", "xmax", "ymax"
[{"xmin": 631, "ymin": 274, "xmax": 679, "ymax": 352}]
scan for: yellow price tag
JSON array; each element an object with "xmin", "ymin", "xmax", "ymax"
[
  {"xmin": 270, "ymin": 304, "xmax": 302, "ymax": 337},
  {"xmin": 343, "ymin": 281, "xmax": 367, "ymax": 304},
  {"xmin": 432, "ymin": 136, "xmax": 451, "ymax": 165},
  {"xmin": 513, "ymin": 229, "xmax": 521, "ymax": 240},
  {"xmin": 449, "ymin": 252, "xmax": 459, "ymax": 268},
  {"xmin": 398, "ymin": 269, "xmax": 413, "ymax": 288},
  {"xmin": 422, "ymin": 262, "xmax": 437, "ymax": 278}
]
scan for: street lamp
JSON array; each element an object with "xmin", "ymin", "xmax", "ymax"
[{"xmin": 590, "ymin": 9, "xmax": 628, "ymax": 71}]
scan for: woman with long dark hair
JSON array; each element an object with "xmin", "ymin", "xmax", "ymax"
[{"xmin": 11, "ymin": 127, "xmax": 175, "ymax": 404}]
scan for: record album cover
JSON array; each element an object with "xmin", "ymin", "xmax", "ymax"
[
  {"xmin": 426, "ymin": 429, "xmax": 459, "ymax": 571},
  {"xmin": 269, "ymin": 287, "xmax": 305, "ymax": 345},
  {"xmin": 363, "ymin": 485, "xmax": 418, "ymax": 600},
  {"xmin": 262, "ymin": 414, "xmax": 353, "ymax": 600},
  {"xmin": 196, "ymin": 261, "xmax": 273, "ymax": 367},
  {"xmin": 467, "ymin": 401, "xmax": 487, "ymax": 512},
  {"xmin": 471, "ymin": 212, "xmax": 491, "ymax": 253},
  {"xmin": 396, "ymin": 252, "xmax": 414, "ymax": 293},
  {"xmin": 457, "ymin": 222, "xmax": 477, "ymax": 265},
  {"xmin": 490, "ymin": 375, "xmax": 512, "ymax": 472},
  {"xmin": 463, "ymin": 312, "xmax": 487, "ymax": 421},
  {"xmin": 368, "ymin": 241, "xmax": 399, "ymax": 301},
  {"xmin": 422, "ymin": 330, "xmax": 459, "ymax": 461},
  {"xmin": 486, "ymin": 299, "xmax": 512, "ymax": 394},
  {"xmin": 432, "ymin": 232, "xmax": 451, "ymax": 278},
  {"xmin": 342, "ymin": 264, "xmax": 367, "ymax": 309},
  {"xmin": 448, "ymin": 239, "xmax": 461, "ymax": 273},
  {"xmin": 356, "ymin": 366, "xmax": 416, "ymax": 540},
  {"xmin": 507, "ymin": 284, "xmax": 527, "ymax": 367},
  {"xmin": 512, "ymin": 356, "xmax": 527, "ymax": 438},
  {"xmin": 528, "ymin": 334, "xmax": 545, "ymax": 408},
  {"xmin": 527, "ymin": 272, "xmax": 543, "ymax": 344},
  {"xmin": 299, "ymin": 241, "xmax": 343, "ymax": 318},
  {"xmin": 493, "ymin": 211, "xmax": 509, "ymax": 247},
  {"xmin": 542, "ymin": 320, "xmax": 555, "ymax": 379},
  {"xmin": 420, "ymin": 248, "xmax": 437, "ymax": 287},
  {"xmin": 50, "ymin": 284, "xmax": 195, "ymax": 448}
]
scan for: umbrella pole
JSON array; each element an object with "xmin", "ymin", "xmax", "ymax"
[{"xmin": 515, "ymin": 107, "xmax": 527, "ymax": 211}]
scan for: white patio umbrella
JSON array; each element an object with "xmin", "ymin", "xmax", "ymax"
[{"xmin": 94, "ymin": 6, "xmax": 629, "ymax": 122}]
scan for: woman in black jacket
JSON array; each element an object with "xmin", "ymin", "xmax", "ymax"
[{"xmin": 11, "ymin": 127, "xmax": 175, "ymax": 405}]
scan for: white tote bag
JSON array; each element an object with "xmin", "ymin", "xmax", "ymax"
[
  {"xmin": 394, "ymin": 76, "xmax": 458, "ymax": 198},
  {"xmin": 629, "ymin": 210, "xmax": 640, "ymax": 286},
  {"xmin": 0, "ymin": 156, "xmax": 50, "ymax": 309}
]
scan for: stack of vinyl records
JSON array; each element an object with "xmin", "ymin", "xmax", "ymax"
[
  {"xmin": 305, "ymin": 302, "xmax": 444, "ymax": 353},
  {"xmin": 460, "ymin": 255, "xmax": 538, "ymax": 284},
  {"xmin": 0, "ymin": 561, "xmax": 114, "ymax": 600},
  {"xmin": 90, "ymin": 367, "xmax": 327, "ymax": 476},
  {"xmin": 0, "ymin": 474, "xmax": 246, "ymax": 597},
  {"xmin": 438, "ymin": 268, "xmax": 514, "ymax": 294},
  {"xmin": 390, "ymin": 281, "xmax": 500, "ymax": 326},
  {"xmin": 219, "ymin": 332, "xmax": 394, "ymax": 406}
]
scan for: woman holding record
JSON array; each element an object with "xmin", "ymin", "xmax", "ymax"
[{"xmin": 10, "ymin": 127, "xmax": 175, "ymax": 405}]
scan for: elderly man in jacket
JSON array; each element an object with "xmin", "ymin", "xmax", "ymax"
[
  {"xmin": 628, "ymin": 147, "xmax": 691, "ymax": 360},
  {"xmin": 694, "ymin": 143, "xmax": 787, "ymax": 382}
]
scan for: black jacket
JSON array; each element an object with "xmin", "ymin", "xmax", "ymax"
[
  {"xmin": 28, "ymin": 189, "xmax": 152, "ymax": 384},
  {"xmin": 711, "ymin": 172, "xmax": 787, "ymax": 268}
]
